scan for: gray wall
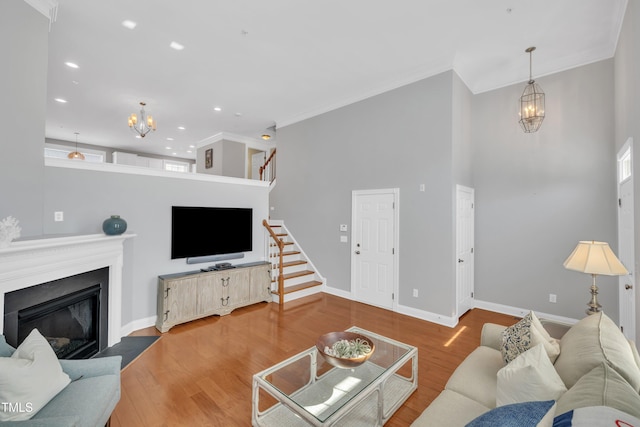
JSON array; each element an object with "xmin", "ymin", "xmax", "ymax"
[
  {"xmin": 472, "ymin": 59, "xmax": 618, "ymax": 321},
  {"xmin": 0, "ymin": 0, "xmax": 48, "ymax": 237},
  {"xmin": 197, "ymin": 139, "xmax": 246, "ymax": 178},
  {"xmin": 43, "ymin": 166, "xmax": 269, "ymax": 326},
  {"xmin": 614, "ymin": 0, "xmax": 640, "ymax": 335},
  {"xmin": 271, "ymin": 71, "xmax": 457, "ymax": 316}
]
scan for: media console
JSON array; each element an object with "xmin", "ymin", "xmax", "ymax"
[{"xmin": 156, "ymin": 262, "xmax": 271, "ymax": 333}]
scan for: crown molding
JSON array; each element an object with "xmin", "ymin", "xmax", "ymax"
[{"xmin": 23, "ymin": 0, "xmax": 58, "ymax": 28}]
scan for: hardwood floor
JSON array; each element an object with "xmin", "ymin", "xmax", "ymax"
[{"xmin": 112, "ymin": 293, "xmax": 518, "ymax": 426}]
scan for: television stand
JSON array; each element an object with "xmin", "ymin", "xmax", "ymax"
[{"xmin": 156, "ymin": 262, "xmax": 271, "ymax": 333}]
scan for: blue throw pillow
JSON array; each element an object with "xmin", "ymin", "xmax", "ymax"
[{"xmin": 466, "ymin": 400, "xmax": 555, "ymax": 427}]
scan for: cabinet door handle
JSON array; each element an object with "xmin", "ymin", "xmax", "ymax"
[
  {"xmin": 221, "ymin": 296, "xmax": 230, "ymax": 306},
  {"xmin": 164, "ymin": 310, "xmax": 169, "ymax": 321},
  {"xmin": 165, "ymin": 287, "xmax": 171, "ymax": 298}
]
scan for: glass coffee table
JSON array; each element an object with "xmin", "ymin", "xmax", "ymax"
[{"xmin": 252, "ymin": 327, "xmax": 418, "ymax": 426}]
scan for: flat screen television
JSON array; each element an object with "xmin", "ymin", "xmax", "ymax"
[{"xmin": 171, "ymin": 206, "xmax": 252, "ymax": 260}]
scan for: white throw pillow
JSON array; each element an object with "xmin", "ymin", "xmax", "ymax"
[
  {"xmin": 0, "ymin": 329, "xmax": 71, "ymax": 421},
  {"xmin": 501, "ymin": 311, "xmax": 561, "ymax": 364},
  {"xmin": 496, "ymin": 343, "xmax": 567, "ymax": 407}
]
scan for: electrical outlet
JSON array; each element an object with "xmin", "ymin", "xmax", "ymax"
[
  {"xmin": 413, "ymin": 288, "xmax": 419, "ymax": 298},
  {"xmin": 549, "ymin": 293, "xmax": 557, "ymax": 303},
  {"xmin": 54, "ymin": 211, "xmax": 64, "ymax": 222}
]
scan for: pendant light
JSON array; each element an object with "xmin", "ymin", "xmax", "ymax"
[
  {"xmin": 518, "ymin": 47, "xmax": 545, "ymax": 133},
  {"xmin": 128, "ymin": 102, "xmax": 156, "ymax": 138},
  {"xmin": 67, "ymin": 132, "xmax": 85, "ymax": 160}
]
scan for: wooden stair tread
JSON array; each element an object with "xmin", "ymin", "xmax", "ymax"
[
  {"xmin": 272, "ymin": 270, "xmax": 315, "ymax": 282},
  {"xmin": 270, "ymin": 250, "xmax": 301, "ymax": 257},
  {"xmin": 273, "ymin": 280, "xmax": 323, "ymax": 295},
  {"xmin": 278, "ymin": 260, "xmax": 307, "ymax": 268},
  {"xmin": 270, "ymin": 241, "xmax": 294, "ymax": 247}
]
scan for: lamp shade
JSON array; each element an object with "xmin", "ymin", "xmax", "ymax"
[{"xmin": 563, "ymin": 241, "xmax": 628, "ymax": 276}]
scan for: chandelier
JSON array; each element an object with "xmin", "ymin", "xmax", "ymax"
[
  {"xmin": 67, "ymin": 132, "xmax": 85, "ymax": 160},
  {"xmin": 518, "ymin": 47, "xmax": 545, "ymax": 133},
  {"xmin": 128, "ymin": 102, "xmax": 156, "ymax": 138}
]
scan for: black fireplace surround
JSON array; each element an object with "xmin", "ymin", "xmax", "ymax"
[{"xmin": 3, "ymin": 267, "xmax": 109, "ymax": 359}]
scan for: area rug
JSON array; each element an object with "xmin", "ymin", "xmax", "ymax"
[{"xmin": 93, "ymin": 336, "xmax": 161, "ymax": 370}]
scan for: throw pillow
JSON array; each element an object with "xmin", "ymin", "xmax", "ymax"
[
  {"xmin": 465, "ymin": 400, "xmax": 556, "ymax": 427},
  {"xmin": 501, "ymin": 312, "xmax": 561, "ymax": 364},
  {"xmin": 553, "ymin": 406, "xmax": 640, "ymax": 427},
  {"xmin": 556, "ymin": 362, "xmax": 640, "ymax": 418},
  {"xmin": 0, "ymin": 329, "xmax": 71, "ymax": 421},
  {"xmin": 554, "ymin": 311, "xmax": 640, "ymax": 391},
  {"xmin": 497, "ymin": 344, "xmax": 567, "ymax": 407}
]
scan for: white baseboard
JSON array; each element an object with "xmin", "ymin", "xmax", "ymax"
[
  {"xmin": 120, "ymin": 315, "xmax": 157, "ymax": 337},
  {"xmin": 396, "ymin": 304, "xmax": 458, "ymax": 328},
  {"xmin": 474, "ymin": 300, "xmax": 578, "ymax": 326},
  {"xmin": 323, "ymin": 285, "xmax": 351, "ymax": 300}
]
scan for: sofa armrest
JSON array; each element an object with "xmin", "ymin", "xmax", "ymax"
[
  {"xmin": 480, "ymin": 323, "xmax": 506, "ymax": 351},
  {"xmin": 59, "ymin": 356, "xmax": 122, "ymax": 381},
  {"xmin": 0, "ymin": 416, "xmax": 80, "ymax": 426}
]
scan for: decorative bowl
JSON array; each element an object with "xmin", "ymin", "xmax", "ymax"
[{"xmin": 316, "ymin": 331, "xmax": 375, "ymax": 369}]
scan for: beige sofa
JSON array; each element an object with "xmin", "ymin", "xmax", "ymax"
[{"xmin": 411, "ymin": 311, "xmax": 640, "ymax": 426}]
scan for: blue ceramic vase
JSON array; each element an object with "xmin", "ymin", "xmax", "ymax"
[{"xmin": 102, "ymin": 215, "xmax": 127, "ymax": 235}]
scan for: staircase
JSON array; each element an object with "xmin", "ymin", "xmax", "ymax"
[{"xmin": 263, "ymin": 220, "xmax": 324, "ymax": 304}]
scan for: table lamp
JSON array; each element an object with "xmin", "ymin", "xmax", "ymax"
[{"xmin": 563, "ymin": 241, "xmax": 629, "ymax": 315}]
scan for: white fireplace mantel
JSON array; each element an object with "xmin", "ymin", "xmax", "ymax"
[{"xmin": 0, "ymin": 233, "xmax": 135, "ymax": 347}]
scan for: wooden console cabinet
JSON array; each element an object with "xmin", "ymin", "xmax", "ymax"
[{"xmin": 156, "ymin": 262, "xmax": 271, "ymax": 332}]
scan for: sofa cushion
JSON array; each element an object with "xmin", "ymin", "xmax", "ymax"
[
  {"xmin": 33, "ymin": 374, "xmax": 120, "ymax": 427},
  {"xmin": 0, "ymin": 329, "xmax": 71, "ymax": 422},
  {"xmin": 410, "ymin": 390, "xmax": 490, "ymax": 427},
  {"xmin": 501, "ymin": 312, "xmax": 560, "ymax": 365},
  {"xmin": 555, "ymin": 362, "xmax": 640, "ymax": 418},
  {"xmin": 465, "ymin": 400, "xmax": 556, "ymax": 427},
  {"xmin": 496, "ymin": 344, "xmax": 567, "ymax": 407},
  {"xmin": 445, "ymin": 346, "xmax": 504, "ymax": 408},
  {"xmin": 554, "ymin": 311, "xmax": 640, "ymax": 391}
]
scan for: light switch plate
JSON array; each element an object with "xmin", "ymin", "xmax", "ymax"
[
  {"xmin": 340, "ymin": 235, "xmax": 348, "ymax": 243},
  {"xmin": 339, "ymin": 224, "xmax": 348, "ymax": 232}
]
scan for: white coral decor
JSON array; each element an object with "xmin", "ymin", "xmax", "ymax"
[{"xmin": 0, "ymin": 216, "xmax": 21, "ymax": 248}]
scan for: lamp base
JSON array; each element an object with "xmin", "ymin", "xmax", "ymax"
[{"xmin": 586, "ymin": 282, "xmax": 601, "ymax": 316}]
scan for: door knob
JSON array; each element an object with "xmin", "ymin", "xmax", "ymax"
[
  {"xmin": 625, "ymin": 284, "xmax": 633, "ymax": 290},
  {"xmin": 458, "ymin": 259, "xmax": 464, "ymax": 263},
  {"xmin": 355, "ymin": 251, "xmax": 360, "ymax": 255}
]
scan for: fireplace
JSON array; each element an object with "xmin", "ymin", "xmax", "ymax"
[
  {"xmin": 0, "ymin": 233, "xmax": 133, "ymax": 348},
  {"xmin": 3, "ymin": 267, "xmax": 109, "ymax": 359}
]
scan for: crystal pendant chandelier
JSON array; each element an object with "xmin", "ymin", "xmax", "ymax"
[
  {"xmin": 518, "ymin": 47, "xmax": 545, "ymax": 133},
  {"xmin": 128, "ymin": 102, "xmax": 156, "ymax": 138},
  {"xmin": 67, "ymin": 132, "xmax": 85, "ymax": 160}
]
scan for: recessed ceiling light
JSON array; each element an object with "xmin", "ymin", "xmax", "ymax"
[
  {"xmin": 54, "ymin": 98, "xmax": 67, "ymax": 103},
  {"xmin": 121, "ymin": 20, "xmax": 137, "ymax": 29},
  {"xmin": 165, "ymin": 146, "xmax": 172, "ymax": 150},
  {"xmin": 177, "ymin": 126, "xmax": 185, "ymax": 130},
  {"xmin": 187, "ymin": 150, "xmax": 192, "ymax": 153},
  {"xmin": 170, "ymin": 41, "xmax": 184, "ymax": 51},
  {"xmin": 72, "ymin": 80, "xmax": 79, "ymax": 85},
  {"xmin": 65, "ymin": 62, "xmax": 79, "ymax": 69},
  {"xmin": 214, "ymin": 107, "xmax": 222, "ymax": 112},
  {"xmin": 135, "ymin": 135, "xmax": 142, "ymax": 139},
  {"xmin": 166, "ymin": 137, "xmax": 174, "ymax": 141},
  {"xmin": 189, "ymin": 145, "xmax": 195, "ymax": 148},
  {"xmin": 235, "ymin": 112, "xmax": 242, "ymax": 117},
  {"xmin": 172, "ymin": 152, "xmax": 177, "ymax": 156}
]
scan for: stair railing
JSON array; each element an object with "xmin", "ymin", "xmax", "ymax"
[
  {"xmin": 263, "ymin": 219, "xmax": 284, "ymax": 304},
  {"xmin": 259, "ymin": 149, "xmax": 276, "ymax": 183}
]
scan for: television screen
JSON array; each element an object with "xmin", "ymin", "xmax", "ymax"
[{"xmin": 171, "ymin": 206, "xmax": 252, "ymax": 260}]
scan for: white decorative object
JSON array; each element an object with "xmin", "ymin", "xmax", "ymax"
[{"xmin": 0, "ymin": 216, "xmax": 21, "ymax": 248}]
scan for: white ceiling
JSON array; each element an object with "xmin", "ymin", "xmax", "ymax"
[{"xmin": 43, "ymin": 0, "xmax": 627, "ymax": 159}]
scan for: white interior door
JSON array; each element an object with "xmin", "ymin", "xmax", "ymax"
[
  {"xmin": 618, "ymin": 139, "xmax": 636, "ymax": 341},
  {"xmin": 351, "ymin": 189, "xmax": 398, "ymax": 310},
  {"xmin": 456, "ymin": 185, "xmax": 475, "ymax": 317},
  {"xmin": 251, "ymin": 151, "xmax": 266, "ymax": 180}
]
